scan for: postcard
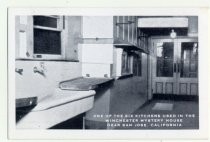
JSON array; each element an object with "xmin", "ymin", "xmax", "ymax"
[{"xmin": 7, "ymin": 7, "xmax": 209, "ymax": 140}]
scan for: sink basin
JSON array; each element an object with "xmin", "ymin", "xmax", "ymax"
[{"xmin": 16, "ymin": 89, "xmax": 96, "ymax": 129}]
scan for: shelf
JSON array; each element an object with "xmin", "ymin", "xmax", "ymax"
[
  {"xmin": 16, "ymin": 58, "xmax": 79, "ymax": 62},
  {"xmin": 116, "ymin": 73, "xmax": 134, "ymax": 80},
  {"xmin": 59, "ymin": 77, "xmax": 114, "ymax": 91}
]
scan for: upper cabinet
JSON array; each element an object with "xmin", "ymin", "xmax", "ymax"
[
  {"xmin": 137, "ymin": 29, "xmax": 149, "ymax": 53},
  {"xmin": 113, "ymin": 16, "xmax": 148, "ymax": 53},
  {"xmin": 81, "ymin": 16, "xmax": 148, "ymax": 52},
  {"xmin": 113, "ymin": 16, "xmax": 138, "ymax": 47}
]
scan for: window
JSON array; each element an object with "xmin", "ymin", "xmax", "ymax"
[
  {"xmin": 16, "ymin": 16, "xmax": 81, "ymax": 61},
  {"xmin": 33, "ymin": 16, "xmax": 64, "ymax": 59},
  {"xmin": 34, "ymin": 16, "xmax": 58, "ymax": 28},
  {"xmin": 34, "ymin": 29, "xmax": 61, "ymax": 55}
]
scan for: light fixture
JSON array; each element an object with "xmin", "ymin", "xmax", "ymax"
[{"xmin": 170, "ymin": 29, "xmax": 177, "ymax": 39}]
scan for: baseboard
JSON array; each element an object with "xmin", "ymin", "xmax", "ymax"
[{"xmin": 153, "ymin": 94, "xmax": 198, "ymax": 101}]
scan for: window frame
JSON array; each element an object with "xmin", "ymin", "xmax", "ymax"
[{"xmin": 32, "ymin": 15, "xmax": 65, "ymax": 60}]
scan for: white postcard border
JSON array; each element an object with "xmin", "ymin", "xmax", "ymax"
[{"xmin": 8, "ymin": 7, "xmax": 209, "ymax": 140}]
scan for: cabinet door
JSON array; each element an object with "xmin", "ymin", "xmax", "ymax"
[
  {"xmin": 137, "ymin": 29, "xmax": 141, "ymax": 49},
  {"xmin": 128, "ymin": 16, "xmax": 133, "ymax": 43},
  {"xmin": 124, "ymin": 16, "xmax": 129, "ymax": 42},
  {"xmin": 137, "ymin": 27, "xmax": 148, "ymax": 52},
  {"xmin": 114, "ymin": 16, "xmax": 139, "ymax": 47},
  {"xmin": 133, "ymin": 16, "xmax": 137, "ymax": 46},
  {"xmin": 118, "ymin": 16, "xmax": 124, "ymax": 41},
  {"xmin": 113, "ymin": 16, "xmax": 118, "ymax": 40}
]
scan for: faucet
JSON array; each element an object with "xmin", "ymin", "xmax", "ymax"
[
  {"xmin": 33, "ymin": 66, "xmax": 44, "ymax": 75},
  {"xmin": 15, "ymin": 68, "xmax": 23, "ymax": 75}
]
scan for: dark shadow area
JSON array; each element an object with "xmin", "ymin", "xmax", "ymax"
[
  {"xmin": 153, "ymin": 94, "xmax": 198, "ymax": 101},
  {"xmin": 49, "ymin": 113, "xmax": 84, "ymax": 129},
  {"xmin": 16, "ymin": 105, "xmax": 36, "ymax": 123}
]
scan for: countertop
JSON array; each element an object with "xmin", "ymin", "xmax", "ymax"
[{"xmin": 59, "ymin": 77, "xmax": 114, "ymax": 91}]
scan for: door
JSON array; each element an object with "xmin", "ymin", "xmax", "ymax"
[
  {"xmin": 177, "ymin": 38, "xmax": 198, "ymax": 95},
  {"xmin": 152, "ymin": 39, "xmax": 178, "ymax": 95},
  {"xmin": 152, "ymin": 38, "xmax": 198, "ymax": 95}
]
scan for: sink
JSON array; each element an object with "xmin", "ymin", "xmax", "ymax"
[{"xmin": 16, "ymin": 89, "xmax": 96, "ymax": 129}]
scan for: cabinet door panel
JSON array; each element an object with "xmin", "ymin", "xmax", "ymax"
[
  {"xmin": 137, "ymin": 29, "xmax": 141, "ymax": 48},
  {"xmin": 133, "ymin": 16, "xmax": 137, "ymax": 46},
  {"xmin": 114, "ymin": 16, "xmax": 142, "ymax": 48},
  {"xmin": 124, "ymin": 16, "xmax": 129, "ymax": 42},
  {"xmin": 118, "ymin": 16, "xmax": 124, "ymax": 41},
  {"xmin": 128, "ymin": 16, "xmax": 133, "ymax": 43},
  {"xmin": 113, "ymin": 16, "xmax": 118, "ymax": 40}
]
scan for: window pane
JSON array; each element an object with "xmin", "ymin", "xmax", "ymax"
[
  {"xmin": 34, "ymin": 29, "xmax": 61, "ymax": 55},
  {"xmin": 180, "ymin": 42, "xmax": 198, "ymax": 78},
  {"xmin": 34, "ymin": 16, "xmax": 57, "ymax": 28},
  {"xmin": 156, "ymin": 42, "xmax": 174, "ymax": 77}
]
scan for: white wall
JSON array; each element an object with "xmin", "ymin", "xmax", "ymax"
[
  {"xmin": 78, "ymin": 44, "xmax": 113, "ymax": 77},
  {"xmin": 16, "ymin": 61, "xmax": 81, "ymax": 101},
  {"xmin": 78, "ymin": 44, "xmax": 113, "ymax": 64},
  {"xmin": 82, "ymin": 16, "xmax": 113, "ymax": 38}
]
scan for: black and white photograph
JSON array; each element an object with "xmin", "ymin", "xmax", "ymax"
[{"xmin": 7, "ymin": 7, "xmax": 209, "ymax": 140}]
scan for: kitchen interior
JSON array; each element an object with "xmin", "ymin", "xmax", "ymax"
[{"xmin": 15, "ymin": 15, "xmax": 199, "ymax": 129}]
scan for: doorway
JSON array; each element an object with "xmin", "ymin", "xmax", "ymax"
[{"xmin": 151, "ymin": 37, "xmax": 198, "ymax": 96}]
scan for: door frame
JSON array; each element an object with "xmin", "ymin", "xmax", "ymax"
[{"xmin": 148, "ymin": 36, "xmax": 198, "ymax": 99}]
